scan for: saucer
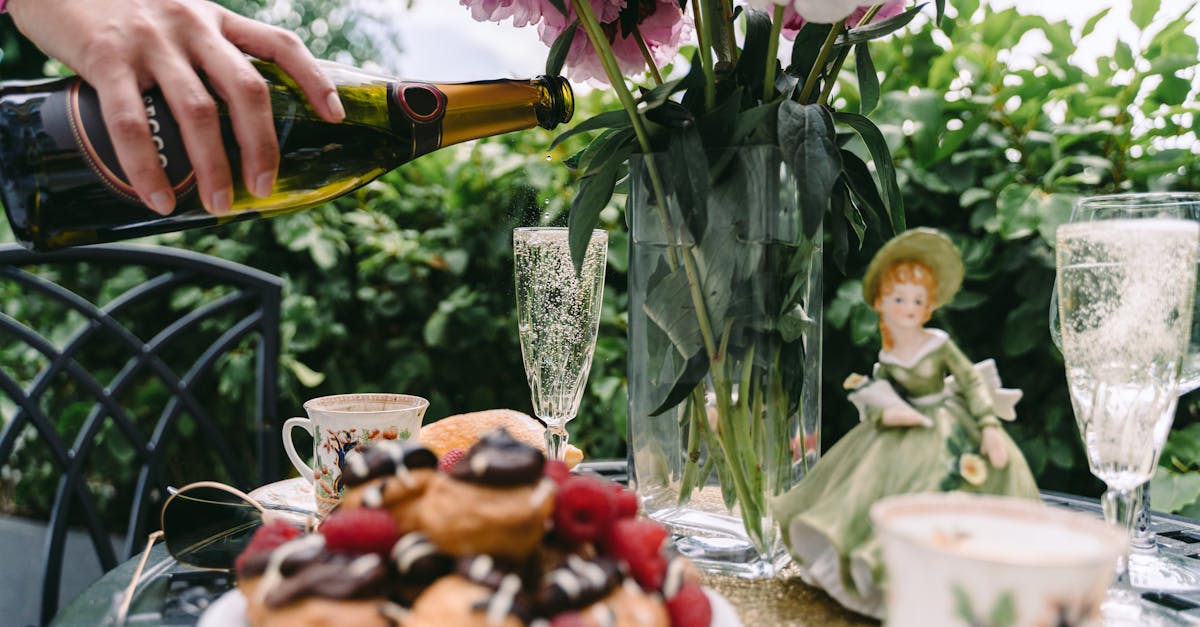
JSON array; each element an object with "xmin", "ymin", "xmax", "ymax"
[{"xmin": 248, "ymin": 477, "xmax": 317, "ymax": 524}]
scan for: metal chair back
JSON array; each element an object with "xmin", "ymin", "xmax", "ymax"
[{"xmin": 0, "ymin": 244, "xmax": 282, "ymax": 625}]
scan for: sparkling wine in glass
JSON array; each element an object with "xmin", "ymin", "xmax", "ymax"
[
  {"xmin": 1049, "ymin": 193, "xmax": 1200, "ymax": 593},
  {"xmin": 1056, "ymin": 218, "xmax": 1199, "ymax": 619},
  {"xmin": 513, "ymin": 227, "xmax": 607, "ymax": 461}
]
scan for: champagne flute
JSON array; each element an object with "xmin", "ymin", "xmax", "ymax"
[
  {"xmin": 1050, "ymin": 193, "xmax": 1200, "ymax": 592},
  {"xmin": 1056, "ymin": 217, "xmax": 1199, "ymax": 619},
  {"xmin": 513, "ymin": 227, "xmax": 607, "ymax": 461}
]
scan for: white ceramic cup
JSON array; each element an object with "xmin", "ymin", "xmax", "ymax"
[
  {"xmin": 871, "ymin": 492, "xmax": 1127, "ymax": 627},
  {"xmin": 282, "ymin": 393, "xmax": 429, "ymax": 513}
]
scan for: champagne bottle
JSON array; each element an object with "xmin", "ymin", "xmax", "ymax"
[{"xmin": 0, "ymin": 61, "xmax": 574, "ymax": 250}]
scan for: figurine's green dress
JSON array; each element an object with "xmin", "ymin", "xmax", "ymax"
[{"xmin": 773, "ymin": 329, "xmax": 1039, "ymax": 618}]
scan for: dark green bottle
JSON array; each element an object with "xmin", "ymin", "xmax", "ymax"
[{"xmin": 0, "ymin": 60, "xmax": 573, "ymax": 250}]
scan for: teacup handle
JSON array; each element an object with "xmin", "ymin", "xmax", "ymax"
[{"xmin": 282, "ymin": 417, "xmax": 315, "ymax": 483}]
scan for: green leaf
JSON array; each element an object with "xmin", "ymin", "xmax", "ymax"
[
  {"xmin": 934, "ymin": 0, "xmax": 946, "ymax": 25},
  {"xmin": 1130, "ymin": 0, "xmax": 1160, "ymax": 30},
  {"xmin": 833, "ymin": 112, "xmax": 904, "ymax": 232},
  {"xmin": 840, "ymin": 150, "xmax": 886, "ymax": 227},
  {"xmin": 836, "ymin": 5, "xmax": 927, "ymax": 47},
  {"xmin": 667, "ymin": 128, "xmax": 710, "ymax": 226},
  {"xmin": 736, "ymin": 9, "xmax": 774, "ymax": 95},
  {"xmin": 544, "ymin": 21, "xmax": 576, "ymax": 77},
  {"xmin": 778, "ymin": 102, "xmax": 841, "ymax": 238},
  {"xmin": 1150, "ymin": 470, "xmax": 1200, "ymax": 513},
  {"xmin": 1082, "ymin": 7, "xmax": 1111, "ymax": 38},
  {"xmin": 648, "ymin": 353, "xmax": 708, "ymax": 416},
  {"xmin": 789, "ymin": 23, "xmax": 833, "ymax": 83},
  {"xmin": 550, "ymin": 110, "xmax": 634, "ymax": 150},
  {"xmin": 855, "ymin": 44, "xmax": 879, "ymax": 114},
  {"xmin": 285, "ymin": 356, "xmax": 326, "ymax": 388},
  {"xmin": 731, "ymin": 102, "xmax": 779, "ymax": 145},
  {"xmin": 578, "ymin": 128, "xmax": 636, "ymax": 176},
  {"xmin": 568, "ymin": 164, "xmax": 619, "ymax": 271},
  {"xmin": 990, "ymin": 592, "xmax": 1017, "ymax": 627}
]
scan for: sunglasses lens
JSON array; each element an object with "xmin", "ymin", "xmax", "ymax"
[{"xmin": 163, "ymin": 485, "xmax": 262, "ymax": 570}]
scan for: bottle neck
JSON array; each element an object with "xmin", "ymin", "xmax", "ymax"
[{"xmin": 388, "ymin": 77, "xmax": 574, "ymax": 157}]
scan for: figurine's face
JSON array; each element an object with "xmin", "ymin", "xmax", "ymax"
[{"xmin": 876, "ymin": 282, "xmax": 930, "ymax": 332}]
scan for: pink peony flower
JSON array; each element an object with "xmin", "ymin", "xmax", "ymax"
[
  {"xmin": 744, "ymin": 0, "xmax": 890, "ymax": 25},
  {"xmin": 779, "ymin": 1, "xmax": 906, "ymax": 41},
  {"xmin": 539, "ymin": 0, "xmax": 690, "ymax": 85},
  {"xmin": 460, "ymin": 0, "xmax": 564, "ymax": 28}
]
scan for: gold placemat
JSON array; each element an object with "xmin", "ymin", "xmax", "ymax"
[{"xmin": 701, "ymin": 567, "xmax": 878, "ymax": 626}]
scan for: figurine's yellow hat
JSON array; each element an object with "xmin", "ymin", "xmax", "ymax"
[{"xmin": 862, "ymin": 228, "xmax": 964, "ymax": 309}]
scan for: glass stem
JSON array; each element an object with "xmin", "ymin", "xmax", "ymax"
[
  {"xmin": 1103, "ymin": 487, "xmax": 1142, "ymax": 588},
  {"xmin": 545, "ymin": 424, "xmax": 570, "ymax": 462},
  {"xmin": 1131, "ymin": 482, "xmax": 1157, "ymax": 553}
]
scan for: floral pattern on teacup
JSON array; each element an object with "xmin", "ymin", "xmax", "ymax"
[{"xmin": 314, "ymin": 426, "xmax": 410, "ymax": 506}]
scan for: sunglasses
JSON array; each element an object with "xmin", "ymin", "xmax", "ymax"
[{"xmin": 113, "ymin": 482, "xmax": 318, "ymax": 625}]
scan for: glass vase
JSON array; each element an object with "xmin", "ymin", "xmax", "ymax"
[{"xmin": 626, "ymin": 145, "xmax": 822, "ymax": 578}]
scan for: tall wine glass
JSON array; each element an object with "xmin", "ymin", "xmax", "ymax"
[
  {"xmin": 1050, "ymin": 193, "xmax": 1200, "ymax": 592},
  {"xmin": 513, "ymin": 227, "xmax": 607, "ymax": 461},
  {"xmin": 1056, "ymin": 217, "xmax": 1199, "ymax": 620}
]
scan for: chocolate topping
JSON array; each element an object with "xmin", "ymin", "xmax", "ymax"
[
  {"xmin": 390, "ymin": 532, "xmax": 454, "ymax": 582},
  {"xmin": 448, "ymin": 428, "xmax": 545, "ymax": 487},
  {"xmin": 237, "ymin": 535, "xmax": 326, "ymax": 579},
  {"xmin": 535, "ymin": 556, "xmax": 620, "ymax": 615},
  {"xmin": 265, "ymin": 552, "xmax": 390, "ymax": 607},
  {"xmin": 343, "ymin": 441, "xmax": 438, "ymax": 488}
]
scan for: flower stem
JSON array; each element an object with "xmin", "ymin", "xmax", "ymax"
[
  {"xmin": 633, "ymin": 28, "xmax": 665, "ymax": 86},
  {"xmin": 818, "ymin": 6, "xmax": 880, "ymax": 105},
  {"xmin": 693, "ymin": 0, "xmax": 717, "ymax": 109},
  {"xmin": 798, "ymin": 19, "xmax": 844, "ymax": 104},
  {"xmin": 763, "ymin": 5, "xmax": 785, "ymax": 102},
  {"xmin": 721, "ymin": 0, "xmax": 739, "ymax": 66}
]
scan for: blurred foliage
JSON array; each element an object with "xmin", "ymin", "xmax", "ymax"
[{"xmin": 3, "ymin": 0, "xmax": 1200, "ymax": 526}]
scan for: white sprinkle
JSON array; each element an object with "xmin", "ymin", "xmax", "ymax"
[
  {"xmin": 347, "ymin": 450, "xmax": 368, "ymax": 478},
  {"xmin": 348, "ymin": 553, "xmax": 382, "ymax": 578},
  {"xmin": 567, "ymin": 555, "xmax": 607, "ymax": 589},
  {"xmin": 586, "ymin": 602, "xmax": 617, "ymax": 627},
  {"xmin": 528, "ymin": 477, "xmax": 555, "ymax": 509},
  {"xmin": 469, "ymin": 555, "xmax": 495, "ymax": 582},
  {"xmin": 550, "ymin": 569, "xmax": 582, "ymax": 599},
  {"xmin": 394, "ymin": 463, "xmax": 415, "ymax": 488},
  {"xmin": 470, "ymin": 451, "xmax": 490, "ymax": 477},
  {"xmin": 486, "ymin": 574, "xmax": 521, "ymax": 626},
  {"xmin": 662, "ymin": 556, "xmax": 687, "ymax": 599},
  {"xmin": 392, "ymin": 533, "xmax": 437, "ymax": 574},
  {"xmin": 377, "ymin": 601, "xmax": 410, "ymax": 623},
  {"xmin": 363, "ymin": 482, "xmax": 385, "ymax": 508}
]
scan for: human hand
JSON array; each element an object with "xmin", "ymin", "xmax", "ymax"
[
  {"xmin": 881, "ymin": 405, "xmax": 932, "ymax": 428},
  {"xmin": 980, "ymin": 425, "xmax": 1009, "ymax": 469},
  {"xmin": 7, "ymin": 0, "xmax": 345, "ymax": 216}
]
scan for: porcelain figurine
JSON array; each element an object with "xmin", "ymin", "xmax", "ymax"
[{"xmin": 772, "ymin": 228, "xmax": 1040, "ymax": 618}]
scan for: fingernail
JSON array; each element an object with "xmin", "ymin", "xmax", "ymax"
[
  {"xmin": 149, "ymin": 191, "xmax": 174, "ymax": 215},
  {"xmin": 253, "ymin": 171, "xmax": 275, "ymax": 198},
  {"xmin": 209, "ymin": 189, "xmax": 232, "ymax": 215},
  {"xmin": 326, "ymin": 91, "xmax": 345, "ymax": 122}
]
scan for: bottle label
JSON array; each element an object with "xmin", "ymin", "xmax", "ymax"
[
  {"xmin": 389, "ymin": 82, "xmax": 446, "ymax": 159},
  {"xmin": 45, "ymin": 79, "xmax": 196, "ymax": 205}
]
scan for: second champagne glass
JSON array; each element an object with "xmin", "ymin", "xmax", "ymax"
[
  {"xmin": 1056, "ymin": 217, "xmax": 1199, "ymax": 620},
  {"xmin": 1049, "ymin": 193, "xmax": 1200, "ymax": 592},
  {"xmin": 513, "ymin": 227, "xmax": 607, "ymax": 461}
]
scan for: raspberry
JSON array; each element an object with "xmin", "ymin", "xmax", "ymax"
[
  {"xmin": 543, "ymin": 459, "xmax": 572, "ymax": 485},
  {"xmin": 235, "ymin": 520, "xmax": 302, "ymax": 574},
  {"xmin": 604, "ymin": 519, "xmax": 669, "ymax": 591},
  {"xmin": 553, "ymin": 475, "xmax": 617, "ymax": 545},
  {"xmin": 606, "ymin": 482, "xmax": 639, "ymax": 519},
  {"xmin": 320, "ymin": 508, "xmax": 401, "ymax": 555},
  {"xmin": 666, "ymin": 583, "xmax": 713, "ymax": 627},
  {"xmin": 438, "ymin": 448, "xmax": 467, "ymax": 474},
  {"xmin": 549, "ymin": 612, "xmax": 591, "ymax": 627}
]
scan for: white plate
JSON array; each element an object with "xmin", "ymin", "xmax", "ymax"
[{"xmin": 199, "ymin": 586, "xmax": 743, "ymax": 627}]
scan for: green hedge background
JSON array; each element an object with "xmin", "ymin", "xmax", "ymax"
[{"xmin": 2, "ymin": 0, "xmax": 1199, "ymax": 521}]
